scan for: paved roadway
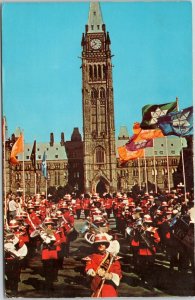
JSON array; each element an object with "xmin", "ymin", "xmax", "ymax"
[{"xmin": 6, "ymin": 215, "xmax": 195, "ymax": 298}]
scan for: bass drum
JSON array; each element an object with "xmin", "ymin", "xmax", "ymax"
[{"xmin": 67, "ymin": 228, "xmax": 78, "ymax": 242}]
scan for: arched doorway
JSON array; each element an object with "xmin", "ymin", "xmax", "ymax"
[{"xmin": 96, "ymin": 180, "xmax": 107, "ymax": 196}]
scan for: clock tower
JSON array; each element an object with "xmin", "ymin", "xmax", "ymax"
[{"xmin": 81, "ymin": 2, "xmax": 117, "ymax": 194}]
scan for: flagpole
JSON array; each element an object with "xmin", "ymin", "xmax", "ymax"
[
  {"xmin": 46, "ymin": 178, "xmax": 48, "ymax": 200},
  {"xmin": 152, "ymin": 138, "xmax": 157, "ymax": 193},
  {"xmin": 165, "ymin": 136, "xmax": 171, "ymax": 193},
  {"xmin": 34, "ymin": 139, "xmax": 36, "ymax": 196},
  {"xmin": 180, "ymin": 139, "xmax": 187, "ymax": 201},
  {"xmin": 3, "ymin": 117, "xmax": 7, "ymax": 224},
  {"xmin": 144, "ymin": 149, "xmax": 148, "ymax": 194},
  {"xmin": 22, "ymin": 131, "xmax": 26, "ymax": 203},
  {"xmin": 177, "ymin": 99, "xmax": 187, "ymax": 201},
  {"xmin": 34, "ymin": 173, "xmax": 37, "ymax": 196},
  {"xmin": 138, "ymin": 158, "xmax": 141, "ymax": 190}
]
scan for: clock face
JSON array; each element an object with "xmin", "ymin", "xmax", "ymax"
[{"xmin": 90, "ymin": 38, "xmax": 102, "ymax": 50}]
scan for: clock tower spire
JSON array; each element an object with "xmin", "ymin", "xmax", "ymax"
[
  {"xmin": 88, "ymin": 2, "xmax": 104, "ymax": 33},
  {"xmin": 81, "ymin": 2, "xmax": 117, "ymax": 194}
]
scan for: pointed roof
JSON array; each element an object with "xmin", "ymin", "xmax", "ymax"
[
  {"xmin": 118, "ymin": 126, "xmax": 129, "ymax": 140},
  {"xmin": 88, "ymin": 2, "xmax": 104, "ymax": 33},
  {"xmin": 15, "ymin": 127, "xmax": 22, "ymax": 137},
  {"xmin": 71, "ymin": 127, "xmax": 82, "ymax": 142}
]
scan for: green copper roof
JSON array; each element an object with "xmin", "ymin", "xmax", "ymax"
[
  {"xmin": 118, "ymin": 126, "xmax": 129, "ymax": 140},
  {"xmin": 88, "ymin": 2, "xmax": 104, "ymax": 33},
  {"xmin": 17, "ymin": 142, "xmax": 67, "ymax": 161}
]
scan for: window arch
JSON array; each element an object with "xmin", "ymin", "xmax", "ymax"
[
  {"xmin": 26, "ymin": 184, "xmax": 30, "ymax": 194},
  {"xmin": 91, "ymin": 88, "xmax": 97, "ymax": 99},
  {"xmin": 103, "ymin": 64, "xmax": 106, "ymax": 80},
  {"xmin": 95, "ymin": 146, "xmax": 105, "ymax": 164},
  {"xmin": 89, "ymin": 65, "xmax": 93, "ymax": 81},
  {"xmin": 98, "ymin": 65, "xmax": 101, "ymax": 80},
  {"xmin": 99, "ymin": 87, "xmax": 106, "ymax": 99},
  {"xmin": 94, "ymin": 65, "xmax": 97, "ymax": 80}
]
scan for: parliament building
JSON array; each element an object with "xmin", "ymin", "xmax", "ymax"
[{"xmin": 4, "ymin": 3, "xmax": 191, "ymax": 196}]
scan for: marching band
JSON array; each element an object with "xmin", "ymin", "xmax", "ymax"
[{"xmin": 4, "ymin": 188, "xmax": 194, "ymax": 297}]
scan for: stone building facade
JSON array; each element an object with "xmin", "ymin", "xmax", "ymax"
[
  {"xmin": 4, "ymin": 125, "xmax": 187, "ymax": 196},
  {"xmin": 116, "ymin": 126, "xmax": 187, "ymax": 193},
  {"xmin": 4, "ymin": 130, "xmax": 68, "ymax": 196},
  {"xmin": 65, "ymin": 128, "xmax": 84, "ymax": 193}
]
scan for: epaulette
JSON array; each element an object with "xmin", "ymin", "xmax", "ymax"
[{"xmin": 82, "ymin": 256, "xmax": 92, "ymax": 261}]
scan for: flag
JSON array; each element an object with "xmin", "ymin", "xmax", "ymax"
[
  {"xmin": 133, "ymin": 122, "xmax": 142, "ymax": 135},
  {"xmin": 10, "ymin": 134, "xmax": 24, "ymax": 165},
  {"xmin": 133, "ymin": 122, "xmax": 164, "ymax": 142},
  {"xmin": 158, "ymin": 106, "xmax": 193, "ymax": 137},
  {"xmin": 126, "ymin": 135, "xmax": 153, "ymax": 151},
  {"xmin": 30, "ymin": 140, "xmax": 36, "ymax": 172},
  {"xmin": 118, "ymin": 146, "xmax": 144, "ymax": 162},
  {"xmin": 41, "ymin": 151, "xmax": 47, "ymax": 179},
  {"xmin": 140, "ymin": 101, "xmax": 177, "ymax": 129}
]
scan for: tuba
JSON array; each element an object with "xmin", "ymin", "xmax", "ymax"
[{"xmin": 139, "ymin": 229, "xmax": 155, "ymax": 255}]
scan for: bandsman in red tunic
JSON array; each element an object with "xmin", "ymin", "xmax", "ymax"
[
  {"xmin": 83, "ymin": 233, "xmax": 122, "ymax": 297},
  {"xmin": 75, "ymin": 196, "xmax": 83, "ymax": 219},
  {"xmin": 40, "ymin": 217, "xmax": 61, "ymax": 292},
  {"xmin": 5, "ymin": 220, "xmax": 28, "ymax": 297},
  {"xmin": 104, "ymin": 195, "xmax": 113, "ymax": 219},
  {"xmin": 59, "ymin": 204, "xmax": 76, "ymax": 257},
  {"xmin": 26, "ymin": 204, "xmax": 41, "ymax": 235},
  {"xmin": 25, "ymin": 204, "xmax": 42, "ymax": 256},
  {"xmin": 135, "ymin": 215, "xmax": 160, "ymax": 289},
  {"xmin": 83, "ymin": 195, "xmax": 91, "ymax": 219}
]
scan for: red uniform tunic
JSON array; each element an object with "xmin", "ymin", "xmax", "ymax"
[
  {"xmin": 83, "ymin": 198, "xmax": 91, "ymax": 210},
  {"xmin": 105, "ymin": 199, "xmax": 113, "ymax": 210},
  {"xmin": 75, "ymin": 198, "xmax": 83, "ymax": 210},
  {"xmin": 137, "ymin": 228, "xmax": 160, "ymax": 256},
  {"xmin": 26, "ymin": 212, "xmax": 41, "ymax": 234},
  {"xmin": 63, "ymin": 211, "xmax": 74, "ymax": 226},
  {"xmin": 84, "ymin": 252, "xmax": 122, "ymax": 297},
  {"xmin": 41, "ymin": 230, "xmax": 61, "ymax": 260}
]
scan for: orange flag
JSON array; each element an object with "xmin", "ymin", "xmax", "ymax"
[
  {"xmin": 10, "ymin": 134, "xmax": 24, "ymax": 164},
  {"xmin": 133, "ymin": 122, "xmax": 142, "ymax": 135},
  {"xmin": 118, "ymin": 146, "xmax": 144, "ymax": 162},
  {"xmin": 133, "ymin": 122, "xmax": 164, "ymax": 142}
]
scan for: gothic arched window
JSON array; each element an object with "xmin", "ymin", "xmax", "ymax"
[
  {"xmin": 99, "ymin": 87, "xmax": 105, "ymax": 99},
  {"xmin": 58, "ymin": 172, "xmax": 60, "ymax": 185},
  {"xmin": 103, "ymin": 64, "xmax": 106, "ymax": 80},
  {"xmin": 95, "ymin": 146, "xmax": 105, "ymax": 164},
  {"xmin": 94, "ymin": 65, "xmax": 97, "ymax": 80},
  {"xmin": 26, "ymin": 184, "xmax": 30, "ymax": 194},
  {"xmin": 98, "ymin": 65, "xmax": 101, "ymax": 80},
  {"xmin": 91, "ymin": 88, "xmax": 97, "ymax": 99},
  {"xmin": 89, "ymin": 65, "xmax": 93, "ymax": 81}
]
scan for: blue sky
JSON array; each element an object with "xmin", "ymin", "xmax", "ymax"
[{"xmin": 2, "ymin": 1, "xmax": 193, "ymax": 143}]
